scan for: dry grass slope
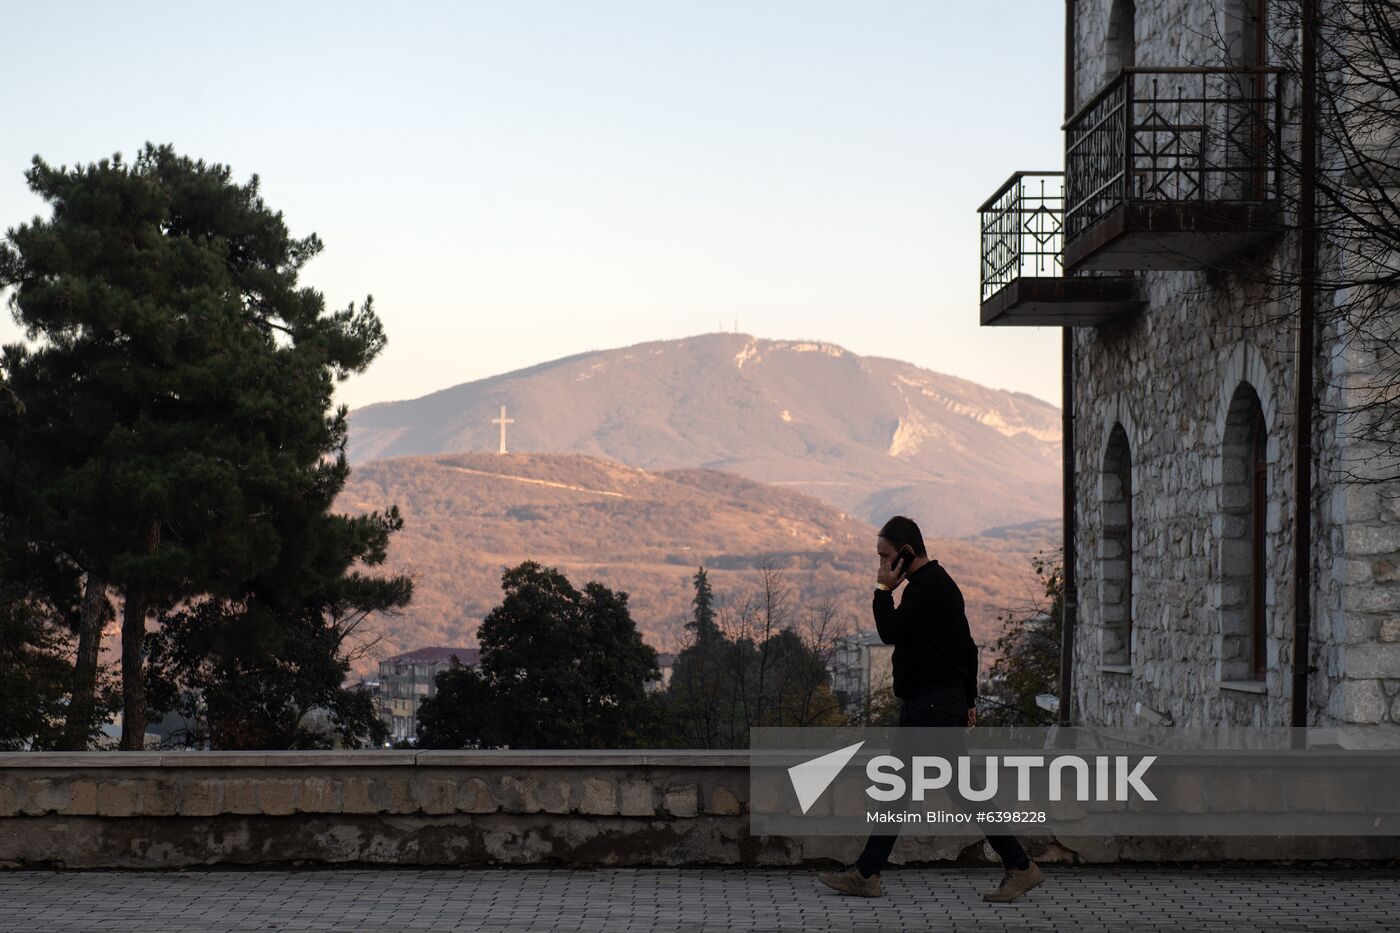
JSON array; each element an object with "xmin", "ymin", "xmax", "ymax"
[{"xmin": 334, "ymin": 452, "xmax": 1059, "ymax": 682}]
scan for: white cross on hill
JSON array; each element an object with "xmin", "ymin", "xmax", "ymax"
[{"xmin": 492, "ymin": 405, "xmax": 515, "ymax": 455}]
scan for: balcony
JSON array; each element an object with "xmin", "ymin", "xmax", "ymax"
[
  {"xmin": 1063, "ymin": 68, "xmax": 1282, "ymax": 271},
  {"xmin": 979, "ymin": 171, "xmax": 1143, "ymax": 326}
]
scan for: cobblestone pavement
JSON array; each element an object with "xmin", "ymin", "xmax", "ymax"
[{"xmin": 1, "ymin": 866, "xmax": 1398, "ymax": 932}]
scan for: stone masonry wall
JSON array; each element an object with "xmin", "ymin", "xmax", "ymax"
[
  {"xmin": 0, "ymin": 750, "xmax": 1034, "ymax": 870},
  {"xmin": 4, "ymin": 751, "xmax": 1395, "ymax": 869}
]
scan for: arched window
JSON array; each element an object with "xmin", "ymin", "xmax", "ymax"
[
  {"xmin": 1101, "ymin": 423, "xmax": 1133, "ymax": 667},
  {"xmin": 1106, "ymin": 0, "xmax": 1136, "ymax": 79},
  {"xmin": 1220, "ymin": 383, "xmax": 1268, "ymax": 682}
]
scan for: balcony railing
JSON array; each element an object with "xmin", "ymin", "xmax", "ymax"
[
  {"xmin": 977, "ymin": 171, "xmax": 1143, "ymax": 326},
  {"xmin": 979, "ymin": 171, "xmax": 1064, "ymax": 304},
  {"xmin": 1064, "ymin": 67, "xmax": 1281, "ymax": 243}
]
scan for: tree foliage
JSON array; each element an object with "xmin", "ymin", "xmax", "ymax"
[
  {"xmin": 0, "ymin": 552, "xmax": 119, "ymax": 750},
  {"xmin": 661, "ymin": 562, "xmax": 848, "ymax": 748},
  {"xmin": 0, "ymin": 143, "xmax": 404, "ymax": 748},
  {"xmin": 690, "ymin": 566, "xmax": 716, "ymax": 636},
  {"xmin": 415, "ymin": 562, "xmax": 658, "ymax": 749},
  {"xmin": 143, "ymin": 504, "xmax": 410, "ymax": 749},
  {"xmin": 0, "ymin": 463, "xmax": 120, "ymax": 749},
  {"xmin": 1196, "ymin": 2, "xmax": 1400, "ymax": 481},
  {"xmin": 978, "ymin": 550, "xmax": 1063, "ymax": 727}
]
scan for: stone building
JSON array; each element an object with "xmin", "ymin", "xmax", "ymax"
[
  {"xmin": 649, "ymin": 652, "xmax": 677, "ymax": 693},
  {"xmin": 378, "ymin": 647, "xmax": 481, "ymax": 743},
  {"xmin": 979, "ymin": 0, "xmax": 1399, "ymax": 728},
  {"xmin": 829, "ymin": 631, "xmax": 895, "ymax": 715}
]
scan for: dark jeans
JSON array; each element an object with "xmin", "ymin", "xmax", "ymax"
[{"xmin": 855, "ymin": 682, "xmax": 1030, "ymax": 876}]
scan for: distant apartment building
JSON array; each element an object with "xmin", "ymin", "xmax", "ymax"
[
  {"xmin": 378, "ymin": 646, "xmax": 480, "ymax": 743},
  {"xmin": 651, "ymin": 652, "xmax": 676, "ymax": 693},
  {"xmin": 829, "ymin": 631, "xmax": 894, "ymax": 714}
]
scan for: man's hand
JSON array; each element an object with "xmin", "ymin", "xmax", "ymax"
[
  {"xmin": 876, "ymin": 556, "xmax": 907, "ymax": 591},
  {"xmin": 966, "ymin": 708, "xmax": 977, "ymax": 728}
]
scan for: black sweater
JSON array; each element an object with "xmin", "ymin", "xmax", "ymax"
[{"xmin": 872, "ymin": 559, "xmax": 978, "ymax": 707}]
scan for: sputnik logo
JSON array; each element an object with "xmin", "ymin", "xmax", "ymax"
[{"xmin": 787, "ymin": 741, "xmax": 865, "ymax": 814}]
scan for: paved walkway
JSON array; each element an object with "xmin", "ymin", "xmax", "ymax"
[{"xmin": 1, "ymin": 866, "xmax": 1397, "ymax": 932}]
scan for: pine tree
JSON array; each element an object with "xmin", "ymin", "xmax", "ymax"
[
  {"xmin": 689, "ymin": 566, "xmax": 717, "ymax": 637},
  {"xmin": 0, "ymin": 144, "xmax": 400, "ymax": 749},
  {"xmin": 0, "ymin": 537, "xmax": 120, "ymax": 749},
  {"xmin": 143, "ymin": 508, "xmax": 410, "ymax": 749},
  {"xmin": 667, "ymin": 566, "xmax": 732, "ymax": 746}
]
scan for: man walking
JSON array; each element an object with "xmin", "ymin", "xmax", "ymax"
[{"xmin": 817, "ymin": 516, "xmax": 1045, "ymax": 902}]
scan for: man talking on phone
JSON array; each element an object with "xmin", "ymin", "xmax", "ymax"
[{"xmin": 817, "ymin": 516, "xmax": 1045, "ymax": 902}]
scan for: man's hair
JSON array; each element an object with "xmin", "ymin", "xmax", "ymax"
[{"xmin": 878, "ymin": 515, "xmax": 927, "ymax": 557}]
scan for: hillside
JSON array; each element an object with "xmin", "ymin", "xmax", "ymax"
[
  {"xmin": 333, "ymin": 452, "xmax": 1058, "ymax": 682},
  {"xmin": 345, "ymin": 334, "xmax": 1061, "ymax": 537}
]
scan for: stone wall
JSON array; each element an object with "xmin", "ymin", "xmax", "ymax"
[
  {"xmin": 1066, "ymin": 0, "xmax": 1400, "ymax": 730},
  {"xmin": 0, "ymin": 750, "xmax": 996, "ymax": 870},
  {"xmin": 3, "ymin": 752, "xmax": 1398, "ymax": 869}
]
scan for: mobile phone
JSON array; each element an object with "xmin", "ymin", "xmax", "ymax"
[{"xmin": 891, "ymin": 545, "xmax": 916, "ymax": 577}]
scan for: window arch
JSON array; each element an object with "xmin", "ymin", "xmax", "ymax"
[
  {"xmin": 1106, "ymin": 0, "xmax": 1136, "ymax": 79},
  {"xmin": 1220, "ymin": 382, "xmax": 1268, "ymax": 682},
  {"xmin": 1101, "ymin": 423, "xmax": 1133, "ymax": 667}
]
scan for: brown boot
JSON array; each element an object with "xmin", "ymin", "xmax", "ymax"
[
  {"xmin": 817, "ymin": 866, "xmax": 883, "ymax": 897},
  {"xmin": 981, "ymin": 861, "xmax": 1045, "ymax": 903}
]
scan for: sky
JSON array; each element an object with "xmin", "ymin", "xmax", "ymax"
[{"xmin": 1, "ymin": 1, "xmax": 1066, "ymax": 410}]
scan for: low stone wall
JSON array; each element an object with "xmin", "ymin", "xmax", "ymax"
[{"xmin": 2, "ymin": 751, "xmax": 1396, "ymax": 869}]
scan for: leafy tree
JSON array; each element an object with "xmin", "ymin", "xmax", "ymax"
[
  {"xmin": 858, "ymin": 684, "xmax": 903, "ymax": 729},
  {"xmin": 415, "ymin": 562, "xmax": 658, "ymax": 749},
  {"xmin": 0, "ymin": 143, "xmax": 394, "ymax": 749},
  {"xmin": 664, "ymin": 637, "xmax": 745, "ymax": 747},
  {"xmin": 0, "ymin": 598, "xmax": 74, "ymax": 750},
  {"xmin": 978, "ymin": 551, "xmax": 1063, "ymax": 727},
  {"xmin": 757, "ymin": 626, "xmax": 846, "ymax": 728},
  {"xmin": 0, "ymin": 547, "xmax": 119, "ymax": 749},
  {"xmin": 414, "ymin": 658, "xmax": 493, "ymax": 749},
  {"xmin": 574, "ymin": 580, "xmax": 660, "ymax": 742},
  {"xmin": 663, "ymin": 565, "xmax": 848, "ymax": 748}
]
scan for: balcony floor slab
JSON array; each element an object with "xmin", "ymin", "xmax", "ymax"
[
  {"xmin": 1065, "ymin": 201, "xmax": 1282, "ymax": 272},
  {"xmin": 981, "ymin": 276, "xmax": 1145, "ymax": 327}
]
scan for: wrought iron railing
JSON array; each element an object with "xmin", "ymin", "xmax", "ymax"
[
  {"xmin": 1064, "ymin": 68, "xmax": 1281, "ymax": 240},
  {"xmin": 979, "ymin": 172, "xmax": 1064, "ymax": 303}
]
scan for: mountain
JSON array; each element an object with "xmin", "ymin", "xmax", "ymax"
[
  {"xmin": 332, "ymin": 452, "xmax": 1057, "ymax": 683},
  {"xmin": 346, "ymin": 334, "xmax": 1061, "ymax": 537}
]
